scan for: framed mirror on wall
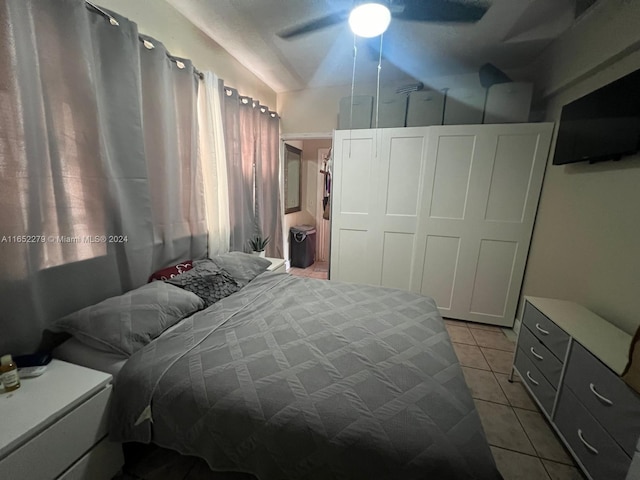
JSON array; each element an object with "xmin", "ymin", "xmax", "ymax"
[{"xmin": 284, "ymin": 143, "xmax": 302, "ymax": 214}]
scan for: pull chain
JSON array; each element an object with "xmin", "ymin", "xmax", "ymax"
[
  {"xmin": 374, "ymin": 33, "xmax": 384, "ymax": 157},
  {"xmin": 375, "ymin": 33, "xmax": 383, "ymax": 130},
  {"xmin": 349, "ymin": 33, "xmax": 358, "ymax": 158}
]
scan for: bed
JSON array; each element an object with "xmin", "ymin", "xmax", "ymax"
[{"xmin": 52, "ymin": 254, "xmax": 503, "ymax": 480}]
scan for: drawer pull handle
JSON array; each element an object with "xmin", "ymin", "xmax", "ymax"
[
  {"xmin": 535, "ymin": 323, "xmax": 550, "ymax": 335},
  {"xmin": 589, "ymin": 383, "xmax": 613, "ymax": 406},
  {"xmin": 577, "ymin": 429, "xmax": 599, "ymax": 455},
  {"xmin": 530, "ymin": 347, "xmax": 544, "ymax": 360},
  {"xmin": 526, "ymin": 371, "xmax": 539, "ymax": 386}
]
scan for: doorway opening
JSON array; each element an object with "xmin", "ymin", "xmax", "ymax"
[{"xmin": 281, "ymin": 133, "xmax": 333, "ymax": 279}]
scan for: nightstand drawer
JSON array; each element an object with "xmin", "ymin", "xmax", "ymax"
[
  {"xmin": 0, "ymin": 385, "xmax": 112, "ymax": 480},
  {"xmin": 518, "ymin": 325, "xmax": 563, "ymax": 388},
  {"xmin": 564, "ymin": 341, "xmax": 640, "ymax": 457},
  {"xmin": 515, "ymin": 347, "xmax": 556, "ymax": 416},
  {"xmin": 58, "ymin": 436, "xmax": 123, "ymax": 480},
  {"xmin": 555, "ymin": 386, "xmax": 631, "ymax": 480},
  {"xmin": 522, "ymin": 301, "xmax": 569, "ymax": 361}
]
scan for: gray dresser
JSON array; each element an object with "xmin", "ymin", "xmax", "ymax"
[{"xmin": 512, "ymin": 297, "xmax": 640, "ymax": 480}]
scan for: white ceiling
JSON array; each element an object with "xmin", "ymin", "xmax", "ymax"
[{"xmin": 166, "ymin": 0, "xmax": 588, "ymax": 93}]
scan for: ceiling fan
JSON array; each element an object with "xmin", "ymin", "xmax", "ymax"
[{"xmin": 277, "ymin": 0, "xmax": 490, "ymax": 39}]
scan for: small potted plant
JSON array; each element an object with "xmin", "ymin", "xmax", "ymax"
[{"xmin": 248, "ymin": 236, "xmax": 270, "ymax": 257}]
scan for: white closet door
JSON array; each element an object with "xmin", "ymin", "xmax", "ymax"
[
  {"xmin": 331, "ymin": 128, "xmax": 428, "ymax": 288},
  {"xmin": 414, "ymin": 123, "xmax": 553, "ymax": 326}
]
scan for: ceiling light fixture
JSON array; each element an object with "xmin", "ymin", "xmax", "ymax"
[{"xmin": 348, "ymin": 2, "xmax": 391, "ymax": 38}]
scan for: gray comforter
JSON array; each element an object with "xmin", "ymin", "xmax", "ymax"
[{"xmin": 110, "ymin": 273, "xmax": 502, "ymax": 480}]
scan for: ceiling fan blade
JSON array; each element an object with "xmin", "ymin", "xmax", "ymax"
[
  {"xmin": 393, "ymin": 0, "xmax": 489, "ymax": 23},
  {"xmin": 277, "ymin": 10, "xmax": 350, "ymax": 39}
]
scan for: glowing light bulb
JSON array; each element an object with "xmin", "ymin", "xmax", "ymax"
[{"xmin": 348, "ymin": 3, "xmax": 391, "ymax": 38}]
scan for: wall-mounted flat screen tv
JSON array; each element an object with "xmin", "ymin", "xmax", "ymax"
[{"xmin": 552, "ymin": 68, "xmax": 640, "ymax": 165}]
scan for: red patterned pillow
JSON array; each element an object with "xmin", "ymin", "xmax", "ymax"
[{"xmin": 148, "ymin": 261, "xmax": 193, "ymax": 282}]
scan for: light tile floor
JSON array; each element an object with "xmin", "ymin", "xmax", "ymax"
[
  {"xmin": 112, "ymin": 295, "xmax": 586, "ymax": 480},
  {"xmin": 444, "ymin": 319, "xmax": 585, "ymax": 480},
  {"xmin": 288, "ymin": 260, "xmax": 328, "ymax": 280}
]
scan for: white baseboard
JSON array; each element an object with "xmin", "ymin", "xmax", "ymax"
[
  {"xmin": 501, "ymin": 317, "xmax": 521, "ymax": 342},
  {"xmin": 513, "ymin": 316, "xmax": 522, "ymax": 335}
]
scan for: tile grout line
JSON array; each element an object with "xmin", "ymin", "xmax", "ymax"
[
  {"xmin": 488, "ymin": 356, "xmax": 578, "ymax": 472},
  {"xmin": 470, "ymin": 334, "xmax": 567, "ymax": 477},
  {"xmin": 451, "ymin": 323, "xmax": 582, "ymax": 478}
]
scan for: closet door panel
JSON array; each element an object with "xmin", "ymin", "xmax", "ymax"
[
  {"xmin": 428, "ymin": 135, "xmax": 475, "ymax": 219},
  {"xmin": 418, "ymin": 123, "xmax": 553, "ymax": 326},
  {"xmin": 377, "ymin": 129, "xmax": 428, "ymax": 288},
  {"xmin": 336, "ymin": 228, "xmax": 370, "ymax": 284},
  {"xmin": 464, "ymin": 126, "xmax": 551, "ymax": 325},
  {"xmin": 381, "ymin": 232, "xmax": 415, "ymax": 290},
  {"xmin": 485, "ymin": 133, "xmax": 540, "ymax": 222},
  {"xmin": 469, "ymin": 239, "xmax": 518, "ymax": 317},
  {"xmin": 337, "ymin": 136, "xmax": 375, "ymax": 215},
  {"xmin": 330, "ymin": 131, "xmax": 380, "ymax": 282},
  {"xmin": 331, "ymin": 128, "xmax": 427, "ymax": 285},
  {"xmin": 416, "ymin": 126, "xmax": 491, "ymax": 318},
  {"xmin": 385, "ymin": 136, "xmax": 424, "ymax": 216},
  {"xmin": 420, "ymin": 235, "xmax": 461, "ymax": 312}
]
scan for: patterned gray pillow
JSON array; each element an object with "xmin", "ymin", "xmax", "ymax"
[
  {"xmin": 167, "ymin": 259, "xmax": 240, "ymax": 307},
  {"xmin": 53, "ymin": 282, "xmax": 204, "ymax": 357},
  {"xmin": 210, "ymin": 252, "xmax": 272, "ymax": 287}
]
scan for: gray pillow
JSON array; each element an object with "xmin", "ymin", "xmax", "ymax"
[
  {"xmin": 53, "ymin": 282, "xmax": 204, "ymax": 356},
  {"xmin": 210, "ymin": 252, "xmax": 272, "ymax": 286},
  {"xmin": 167, "ymin": 259, "xmax": 240, "ymax": 307}
]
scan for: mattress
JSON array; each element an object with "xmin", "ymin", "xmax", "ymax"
[
  {"xmin": 52, "ymin": 301, "xmax": 198, "ymax": 379},
  {"xmin": 110, "ymin": 272, "xmax": 503, "ymax": 479},
  {"xmin": 53, "ymin": 337, "xmax": 127, "ymax": 378}
]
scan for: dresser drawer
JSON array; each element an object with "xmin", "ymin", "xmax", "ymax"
[
  {"xmin": 564, "ymin": 341, "xmax": 640, "ymax": 457},
  {"xmin": 522, "ymin": 302, "xmax": 570, "ymax": 361},
  {"xmin": 58, "ymin": 436, "xmax": 123, "ymax": 480},
  {"xmin": 0, "ymin": 385, "xmax": 112, "ymax": 480},
  {"xmin": 515, "ymin": 347, "xmax": 556, "ymax": 416},
  {"xmin": 555, "ymin": 386, "xmax": 631, "ymax": 480},
  {"xmin": 518, "ymin": 325, "xmax": 563, "ymax": 388}
]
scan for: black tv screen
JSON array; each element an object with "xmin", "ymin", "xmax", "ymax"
[{"xmin": 552, "ymin": 68, "xmax": 640, "ymax": 165}]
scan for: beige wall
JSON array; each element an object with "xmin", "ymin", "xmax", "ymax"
[
  {"xmin": 98, "ymin": 0, "xmax": 276, "ymax": 105},
  {"xmin": 521, "ymin": 2, "xmax": 640, "ymax": 335}
]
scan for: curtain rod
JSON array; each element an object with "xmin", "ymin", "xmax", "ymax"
[{"xmin": 84, "ymin": 0, "xmax": 204, "ymax": 80}]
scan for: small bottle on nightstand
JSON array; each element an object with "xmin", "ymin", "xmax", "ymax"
[{"xmin": 0, "ymin": 354, "xmax": 21, "ymax": 391}]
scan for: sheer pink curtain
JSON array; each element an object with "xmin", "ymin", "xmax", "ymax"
[{"xmin": 198, "ymin": 72, "xmax": 230, "ymax": 256}]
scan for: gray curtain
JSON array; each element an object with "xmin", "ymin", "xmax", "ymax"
[
  {"xmin": 255, "ymin": 106, "xmax": 283, "ymax": 258},
  {"xmin": 138, "ymin": 35, "xmax": 207, "ymax": 266},
  {"xmin": 221, "ymin": 87, "xmax": 282, "ymax": 256},
  {"xmin": 0, "ymin": 0, "xmax": 206, "ymax": 354}
]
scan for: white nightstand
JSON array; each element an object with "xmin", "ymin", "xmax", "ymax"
[
  {"xmin": 265, "ymin": 257, "xmax": 286, "ymax": 274},
  {"xmin": 0, "ymin": 359, "xmax": 124, "ymax": 480}
]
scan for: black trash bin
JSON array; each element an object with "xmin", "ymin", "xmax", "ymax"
[{"xmin": 290, "ymin": 225, "xmax": 316, "ymax": 268}]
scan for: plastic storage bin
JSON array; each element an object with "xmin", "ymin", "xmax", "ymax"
[
  {"xmin": 406, "ymin": 90, "xmax": 444, "ymax": 126},
  {"xmin": 290, "ymin": 225, "xmax": 316, "ymax": 268},
  {"xmin": 483, "ymin": 82, "xmax": 533, "ymax": 123},
  {"xmin": 338, "ymin": 96, "xmax": 373, "ymax": 130}
]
